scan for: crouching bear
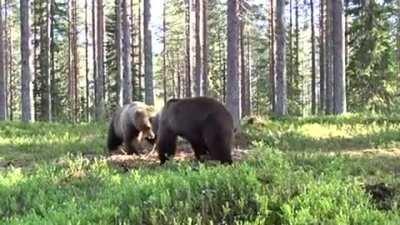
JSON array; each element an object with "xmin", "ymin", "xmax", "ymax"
[
  {"xmin": 107, "ymin": 102, "xmax": 155, "ymax": 155},
  {"xmin": 155, "ymin": 97, "xmax": 234, "ymax": 165}
]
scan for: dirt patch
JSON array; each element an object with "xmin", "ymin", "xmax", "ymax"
[
  {"xmin": 327, "ymin": 148, "xmax": 400, "ymax": 158},
  {"xmin": 107, "ymin": 141, "xmax": 251, "ymax": 170},
  {"xmin": 365, "ymin": 183, "xmax": 396, "ymax": 210}
]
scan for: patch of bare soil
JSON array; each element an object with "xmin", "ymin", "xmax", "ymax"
[
  {"xmin": 107, "ymin": 138, "xmax": 251, "ymax": 170},
  {"xmin": 327, "ymin": 148, "xmax": 400, "ymax": 158},
  {"xmin": 365, "ymin": 183, "xmax": 396, "ymax": 210}
]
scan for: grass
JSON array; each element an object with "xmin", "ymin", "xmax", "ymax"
[{"xmin": 0, "ymin": 114, "xmax": 400, "ymax": 224}]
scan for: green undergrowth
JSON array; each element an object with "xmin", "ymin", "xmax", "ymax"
[{"xmin": 0, "ymin": 114, "xmax": 399, "ymax": 224}]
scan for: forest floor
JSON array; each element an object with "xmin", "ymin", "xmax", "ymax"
[{"xmin": 0, "ymin": 114, "xmax": 400, "ymax": 224}]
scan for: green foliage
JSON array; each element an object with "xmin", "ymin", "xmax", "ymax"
[
  {"xmin": 348, "ymin": 1, "xmax": 399, "ymax": 113},
  {"xmin": 1, "ymin": 115, "xmax": 400, "ymax": 224}
]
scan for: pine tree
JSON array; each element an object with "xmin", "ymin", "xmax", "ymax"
[
  {"xmin": 274, "ymin": 0, "xmax": 287, "ymax": 116},
  {"xmin": 226, "ymin": 0, "xmax": 240, "ymax": 127}
]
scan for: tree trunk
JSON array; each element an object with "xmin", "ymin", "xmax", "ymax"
[
  {"xmin": 122, "ymin": 0, "xmax": 132, "ymax": 104},
  {"xmin": 311, "ymin": 0, "xmax": 317, "ymax": 114},
  {"xmin": 240, "ymin": 21, "xmax": 247, "ymax": 117},
  {"xmin": 325, "ymin": 0, "xmax": 334, "ymax": 114},
  {"xmin": 189, "ymin": 0, "xmax": 201, "ymax": 96},
  {"xmin": 3, "ymin": 0, "xmax": 8, "ymax": 119},
  {"xmin": 20, "ymin": 0, "xmax": 34, "ymax": 122},
  {"xmin": 200, "ymin": 0, "xmax": 208, "ymax": 96},
  {"xmin": 185, "ymin": 0, "xmax": 191, "ymax": 97},
  {"xmin": 85, "ymin": 0, "xmax": 90, "ymax": 121},
  {"xmin": 143, "ymin": 0, "xmax": 154, "ymax": 105},
  {"xmin": 332, "ymin": 0, "xmax": 346, "ymax": 114},
  {"xmin": 95, "ymin": 0, "xmax": 105, "ymax": 120},
  {"xmin": 138, "ymin": 0, "xmax": 143, "ymax": 100},
  {"xmin": 162, "ymin": 0, "xmax": 167, "ymax": 104},
  {"xmin": 115, "ymin": 0, "xmax": 123, "ymax": 106},
  {"xmin": 319, "ymin": 0, "xmax": 325, "ymax": 113},
  {"xmin": 92, "ymin": 0, "xmax": 97, "ymax": 119},
  {"xmin": 294, "ymin": 0, "xmax": 299, "ymax": 98},
  {"xmin": 246, "ymin": 31, "xmax": 251, "ymax": 115},
  {"xmin": 274, "ymin": 0, "xmax": 287, "ymax": 116},
  {"xmin": 269, "ymin": 0, "xmax": 275, "ymax": 111},
  {"xmin": 226, "ymin": 0, "xmax": 240, "ymax": 127},
  {"xmin": 0, "ymin": 0, "xmax": 5, "ymax": 120},
  {"xmin": 39, "ymin": 0, "xmax": 51, "ymax": 121}
]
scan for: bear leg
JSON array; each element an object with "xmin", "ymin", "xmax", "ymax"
[
  {"xmin": 107, "ymin": 123, "xmax": 123, "ymax": 152},
  {"xmin": 190, "ymin": 141, "xmax": 208, "ymax": 162},
  {"xmin": 157, "ymin": 127, "xmax": 177, "ymax": 165},
  {"xmin": 123, "ymin": 124, "xmax": 141, "ymax": 155},
  {"xmin": 203, "ymin": 126, "xmax": 233, "ymax": 164}
]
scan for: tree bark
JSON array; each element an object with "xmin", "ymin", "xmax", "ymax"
[
  {"xmin": 185, "ymin": 0, "xmax": 191, "ymax": 97},
  {"xmin": 0, "ymin": 0, "xmax": 5, "ymax": 120},
  {"xmin": 85, "ymin": 0, "xmax": 90, "ymax": 121},
  {"xmin": 143, "ymin": 0, "xmax": 154, "ymax": 105},
  {"xmin": 115, "ymin": 0, "xmax": 123, "ymax": 106},
  {"xmin": 269, "ymin": 0, "xmax": 275, "ymax": 111},
  {"xmin": 325, "ymin": 0, "xmax": 334, "ymax": 114},
  {"xmin": 332, "ymin": 0, "xmax": 346, "ymax": 114},
  {"xmin": 246, "ymin": 31, "xmax": 251, "ymax": 115},
  {"xmin": 240, "ymin": 21, "xmax": 247, "ymax": 117},
  {"xmin": 274, "ymin": 0, "xmax": 287, "ymax": 116},
  {"xmin": 226, "ymin": 0, "xmax": 240, "ymax": 127},
  {"xmin": 39, "ymin": 0, "xmax": 51, "ymax": 121},
  {"xmin": 95, "ymin": 0, "xmax": 105, "ymax": 120},
  {"xmin": 20, "ymin": 0, "xmax": 34, "ymax": 122},
  {"xmin": 319, "ymin": 0, "xmax": 325, "ymax": 113},
  {"xmin": 92, "ymin": 0, "xmax": 97, "ymax": 119},
  {"xmin": 162, "ymin": 0, "xmax": 167, "ymax": 104},
  {"xmin": 122, "ymin": 0, "xmax": 132, "ymax": 104},
  {"xmin": 200, "ymin": 0, "xmax": 208, "ymax": 96},
  {"xmin": 311, "ymin": 0, "xmax": 317, "ymax": 114}
]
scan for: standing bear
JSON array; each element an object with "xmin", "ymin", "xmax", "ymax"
[
  {"xmin": 107, "ymin": 102, "xmax": 155, "ymax": 155},
  {"xmin": 155, "ymin": 97, "xmax": 234, "ymax": 164}
]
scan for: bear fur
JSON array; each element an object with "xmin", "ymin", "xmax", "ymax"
[
  {"xmin": 107, "ymin": 102, "xmax": 155, "ymax": 155},
  {"xmin": 155, "ymin": 97, "xmax": 234, "ymax": 164}
]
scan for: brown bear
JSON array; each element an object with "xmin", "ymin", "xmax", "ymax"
[
  {"xmin": 155, "ymin": 97, "xmax": 234, "ymax": 164},
  {"xmin": 107, "ymin": 102, "xmax": 155, "ymax": 155}
]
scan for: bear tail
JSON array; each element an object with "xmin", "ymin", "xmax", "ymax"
[{"xmin": 107, "ymin": 122, "xmax": 122, "ymax": 152}]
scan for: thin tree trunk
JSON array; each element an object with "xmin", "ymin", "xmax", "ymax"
[
  {"xmin": 177, "ymin": 61, "xmax": 181, "ymax": 98},
  {"xmin": 325, "ymin": 0, "xmax": 334, "ymax": 114},
  {"xmin": 185, "ymin": 0, "xmax": 191, "ymax": 97},
  {"xmin": 130, "ymin": 0, "xmax": 136, "ymax": 100},
  {"xmin": 7, "ymin": 0, "xmax": 12, "ymax": 120},
  {"xmin": 122, "ymin": 0, "xmax": 132, "ymax": 104},
  {"xmin": 3, "ymin": 0, "xmax": 8, "ymax": 119},
  {"xmin": 246, "ymin": 31, "xmax": 251, "ymax": 115},
  {"xmin": 240, "ymin": 21, "xmax": 247, "ymax": 117},
  {"xmin": 39, "ymin": 0, "xmax": 51, "ymax": 121},
  {"xmin": 288, "ymin": 0, "xmax": 292, "ymax": 99},
  {"xmin": 274, "ymin": 0, "xmax": 287, "ymax": 116},
  {"xmin": 95, "ymin": 0, "xmax": 105, "ymax": 120},
  {"xmin": 162, "ymin": 0, "xmax": 167, "ymax": 104},
  {"xmin": 92, "ymin": 0, "xmax": 97, "ymax": 119},
  {"xmin": 20, "ymin": 0, "xmax": 34, "ymax": 122},
  {"xmin": 0, "ymin": 0, "xmax": 5, "ymax": 120},
  {"xmin": 319, "ymin": 0, "xmax": 325, "ymax": 113},
  {"xmin": 143, "ymin": 0, "xmax": 154, "ymax": 105},
  {"xmin": 226, "ymin": 0, "xmax": 240, "ymax": 127},
  {"xmin": 85, "ymin": 0, "xmax": 90, "ymax": 121},
  {"xmin": 115, "ymin": 0, "xmax": 123, "ymax": 106},
  {"xmin": 311, "ymin": 0, "xmax": 317, "ymax": 114},
  {"xmin": 200, "ymin": 0, "xmax": 208, "ymax": 96},
  {"xmin": 138, "ymin": 0, "xmax": 143, "ymax": 100},
  {"xmin": 333, "ymin": 0, "xmax": 346, "ymax": 114},
  {"xmin": 294, "ymin": 0, "xmax": 299, "ymax": 97},
  {"xmin": 269, "ymin": 0, "xmax": 275, "ymax": 111}
]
